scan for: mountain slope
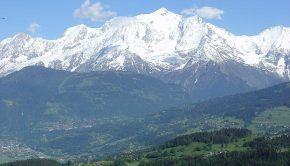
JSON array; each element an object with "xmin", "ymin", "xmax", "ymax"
[
  {"xmin": 27, "ymin": 81, "xmax": 290, "ymax": 159},
  {"xmin": 96, "ymin": 129, "xmax": 290, "ymax": 166},
  {"xmin": 0, "ymin": 67, "xmax": 289, "ymax": 160},
  {"xmin": 147, "ymin": 81, "xmax": 290, "ymax": 137},
  {"xmin": 0, "ymin": 66, "xmax": 190, "ymax": 133},
  {"xmin": 0, "ymin": 8, "xmax": 289, "ymax": 100},
  {"xmin": 189, "ymin": 81, "xmax": 290, "ymax": 122}
]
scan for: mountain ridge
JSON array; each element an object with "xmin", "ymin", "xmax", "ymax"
[{"xmin": 1, "ymin": 8, "xmax": 290, "ymax": 100}]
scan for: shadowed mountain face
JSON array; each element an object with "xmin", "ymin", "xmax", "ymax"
[
  {"xmin": 162, "ymin": 60, "xmax": 284, "ymax": 100},
  {"xmin": 0, "ymin": 66, "xmax": 190, "ymax": 133}
]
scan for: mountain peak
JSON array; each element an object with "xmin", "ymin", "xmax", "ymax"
[
  {"xmin": 63, "ymin": 24, "xmax": 94, "ymax": 38},
  {"xmin": 154, "ymin": 8, "xmax": 169, "ymax": 13},
  {"xmin": 64, "ymin": 24, "xmax": 88, "ymax": 32},
  {"xmin": 151, "ymin": 8, "xmax": 177, "ymax": 16},
  {"xmin": 258, "ymin": 25, "xmax": 290, "ymax": 36},
  {"xmin": 256, "ymin": 26, "xmax": 290, "ymax": 46},
  {"xmin": 12, "ymin": 33, "xmax": 32, "ymax": 42},
  {"xmin": 136, "ymin": 8, "xmax": 182, "ymax": 24},
  {"xmin": 14, "ymin": 33, "xmax": 31, "ymax": 38}
]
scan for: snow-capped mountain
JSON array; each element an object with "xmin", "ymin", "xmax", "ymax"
[{"xmin": 1, "ymin": 8, "xmax": 290, "ymax": 99}]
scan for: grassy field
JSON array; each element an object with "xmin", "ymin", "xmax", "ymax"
[
  {"xmin": 77, "ymin": 133, "xmax": 257, "ymax": 166},
  {"xmin": 249, "ymin": 106, "xmax": 290, "ymax": 134}
]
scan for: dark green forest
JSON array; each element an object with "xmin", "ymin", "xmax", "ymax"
[
  {"xmin": 103, "ymin": 129, "xmax": 290, "ymax": 166},
  {"xmin": 0, "ymin": 159, "xmax": 66, "ymax": 166},
  {"xmin": 161, "ymin": 128, "xmax": 251, "ymax": 148}
]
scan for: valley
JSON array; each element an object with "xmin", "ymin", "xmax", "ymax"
[
  {"xmin": 2, "ymin": 128, "xmax": 290, "ymax": 166},
  {"xmin": 0, "ymin": 67, "xmax": 289, "ymax": 162}
]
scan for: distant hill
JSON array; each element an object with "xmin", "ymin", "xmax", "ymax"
[
  {"xmin": 148, "ymin": 81, "xmax": 290, "ymax": 136},
  {"xmin": 189, "ymin": 81, "xmax": 290, "ymax": 122},
  {"xmin": 0, "ymin": 66, "xmax": 190, "ymax": 133}
]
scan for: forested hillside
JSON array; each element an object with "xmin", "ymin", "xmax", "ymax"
[
  {"xmin": 85, "ymin": 129, "xmax": 290, "ymax": 166},
  {"xmin": 0, "ymin": 66, "xmax": 190, "ymax": 133}
]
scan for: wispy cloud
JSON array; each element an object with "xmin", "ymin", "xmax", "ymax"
[
  {"xmin": 181, "ymin": 6, "xmax": 224, "ymax": 20},
  {"xmin": 74, "ymin": 0, "xmax": 117, "ymax": 22},
  {"xmin": 28, "ymin": 23, "xmax": 40, "ymax": 34}
]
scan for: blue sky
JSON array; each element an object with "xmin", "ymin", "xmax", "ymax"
[{"xmin": 0, "ymin": 0, "xmax": 290, "ymax": 40}]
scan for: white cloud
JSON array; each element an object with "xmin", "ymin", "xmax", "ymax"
[
  {"xmin": 28, "ymin": 23, "xmax": 40, "ymax": 33},
  {"xmin": 74, "ymin": 0, "xmax": 117, "ymax": 22},
  {"xmin": 181, "ymin": 6, "xmax": 224, "ymax": 20}
]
